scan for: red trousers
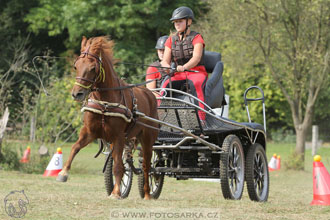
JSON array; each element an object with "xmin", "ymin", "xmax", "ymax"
[{"xmin": 161, "ymin": 68, "xmax": 208, "ymax": 120}]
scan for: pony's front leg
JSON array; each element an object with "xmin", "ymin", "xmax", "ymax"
[
  {"xmin": 57, "ymin": 127, "xmax": 93, "ymax": 182},
  {"xmin": 109, "ymin": 138, "xmax": 125, "ymax": 199}
]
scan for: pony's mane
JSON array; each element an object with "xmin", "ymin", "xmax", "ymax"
[{"xmin": 83, "ymin": 36, "xmax": 116, "ymax": 64}]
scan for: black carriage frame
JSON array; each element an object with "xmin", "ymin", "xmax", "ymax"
[{"xmin": 102, "ymin": 85, "xmax": 269, "ymax": 202}]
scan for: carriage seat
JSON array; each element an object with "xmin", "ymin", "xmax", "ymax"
[{"xmin": 203, "ymin": 51, "xmax": 226, "ymax": 108}]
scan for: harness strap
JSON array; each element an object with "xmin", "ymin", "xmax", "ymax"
[{"xmin": 124, "ymin": 89, "xmax": 138, "ymax": 138}]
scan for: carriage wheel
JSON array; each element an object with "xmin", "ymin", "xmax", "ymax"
[
  {"xmin": 220, "ymin": 135, "xmax": 245, "ymax": 200},
  {"xmin": 138, "ymin": 150, "xmax": 164, "ymax": 199},
  {"xmin": 245, "ymin": 143, "xmax": 269, "ymax": 202},
  {"xmin": 103, "ymin": 142, "xmax": 133, "ymax": 198}
]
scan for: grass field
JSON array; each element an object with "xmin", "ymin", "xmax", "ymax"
[{"xmin": 1, "ymin": 141, "xmax": 330, "ymax": 220}]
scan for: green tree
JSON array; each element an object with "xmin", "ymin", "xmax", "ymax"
[
  {"xmin": 21, "ymin": 0, "xmax": 210, "ymax": 143},
  {"xmin": 197, "ymin": 2, "xmax": 292, "ymax": 136},
  {"xmin": 0, "ymin": 0, "xmax": 68, "ymax": 134},
  {"xmin": 200, "ymin": 0, "xmax": 329, "ymax": 163},
  {"xmin": 36, "ymin": 74, "xmax": 82, "ymax": 143},
  {"xmin": 25, "ymin": 0, "xmax": 209, "ymax": 79}
]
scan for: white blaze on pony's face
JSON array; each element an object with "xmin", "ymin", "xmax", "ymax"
[{"xmin": 71, "ymin": 36, "xmax": 101, "ymax": 101}]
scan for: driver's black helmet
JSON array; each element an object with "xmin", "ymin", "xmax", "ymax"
[
  {"xmin": 170, "ymin": 6, "xmax": 194, "ymax": 21},
  {"xmin": 155, "ymin": 35, "xmax": 169, "ymax": 49}
]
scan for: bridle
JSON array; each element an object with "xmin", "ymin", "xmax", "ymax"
[
  {"xmin": 74, "ymin": 45, "xmax": 105, "ymax": 90},
  {"xmin": 74, "ymin": 45, "xmax": 165, "ymax": 92},
  {"xmin": 74, "ymin": 48, "xmax": 159, "ymax": 92}
]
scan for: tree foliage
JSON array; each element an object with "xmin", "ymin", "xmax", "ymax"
[
  {"xmin": 199, "ymin": 0, "xmax": 329, "ymax": 160},
  {"xmin": 197, "ymin": 1, "xmax": 293, "ymax": 133},
  {"xmin": 0, "ymin": 0, "xmax": 329, "ymax": 147},
  {"xmin": 0, "ymin": 0, "xmax": 67, "ymax": 129},
  {"xmin": 35, "ymin": 74, "xmax": 82, "ymax": 143},
  {"xmin": 0, "ymin": 0, "xmax": 209, "ymax": 142},
  {"xmin": 25, "ymin": 0, "xmax": 209, "ymax": 79}
]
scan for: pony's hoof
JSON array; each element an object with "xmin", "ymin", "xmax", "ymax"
[
  {"xmin": 109, "ymin": 194, "xmax": 122, "ymax": 200},
  {"xmin": 56, "ymin": 174, "xmax": 68, "ymax": 182},
  {"xmin": 144, "ymin": 194, "xmax": 151, "ymax": 200}
]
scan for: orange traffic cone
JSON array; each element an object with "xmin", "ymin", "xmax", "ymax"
[
  {"xmin": 310, "ymin": 155, "xmax": 330, "ymax": 206},
  {"xmin": 43, "ymin": 148, "xmax": 63, "ymax": 177},
  {"xmin": 276, "ymin": 155, "xmax": 281, "ymax": 170},
  {"xmin": 268, "ymin": 154, "xmax": 277, "ymax": 171},
  {"xmin": 20, "ymin": 146, "xmax": 31, "ymax": 163}
]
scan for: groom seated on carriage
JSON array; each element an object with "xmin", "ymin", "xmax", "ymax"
[{"xmin": 145, "ymin": 35, "xmax": 169, "ymax": 96}]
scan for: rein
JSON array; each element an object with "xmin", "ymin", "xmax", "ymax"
[
  {"xmin": 118, "ymin": 62, "xmax": 198, "ymax": 73},
  {"xmin": 91, "ymin": 79, "xmax": 156, "ymax": 92},
  {"xmin": 73, "ymin": 47, "xmax": 198, "ymax": 93}
]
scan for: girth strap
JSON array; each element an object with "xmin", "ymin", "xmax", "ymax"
[{"xmin": 81, "ymin": 99, "xmax": 133, "ymax": 123}]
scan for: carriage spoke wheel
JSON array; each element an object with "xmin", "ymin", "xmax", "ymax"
[
  {"xmin": 103, "ymin": 141, "xmax": 133, "ymax": 199},
  {"xmin": 138, "ymin": 150, "xmax": 164, "ymax": 199},
  {"xmin": 245, "ymin": 143, "xmax": 269, "ymax": 202},
  {"xmin": 220, "ymin": 135, "xmax": 245, "ymax": 200}
]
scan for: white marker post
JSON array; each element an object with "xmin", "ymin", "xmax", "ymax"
[{"xmin": 312, "ymin": 125, "xmax": 319, "ymax": 156}]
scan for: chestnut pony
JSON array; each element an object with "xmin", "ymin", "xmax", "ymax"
[{"xmin": 56, "ymin": 36, "xmax": 159, "ymax": 200}]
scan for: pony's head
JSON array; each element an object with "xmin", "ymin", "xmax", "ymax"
[{"xmin": 72, "ymin": 36, "xmax": 115, "ymax": 101}]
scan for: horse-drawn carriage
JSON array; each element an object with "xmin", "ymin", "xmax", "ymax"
[
  {"xmin": 59, "ymin": 36, "xmax": 268, "ymax": 201},
  {"xmin": 100, "ymin": 50, "xmax": 269, "ymax": 202}
]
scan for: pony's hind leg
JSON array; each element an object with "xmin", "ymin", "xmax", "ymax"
[
  {"xmin": 109, "ymin": 137, "xmax": 125, "ymax": 199},
  {"xmin": 139, "ymin": 122, "xmax": 158, "ymax": 200},
  {"xmin": 142, "ymin": 147, "xmax": 152, "ymax": 200},
  {"xmin": 57, "ymin": 126, "xmax": 94, "ymax": 182}
]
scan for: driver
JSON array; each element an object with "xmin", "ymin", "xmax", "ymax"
[{"xmin": 161, "ymin": 6, "xmax": 208, "ymax": 119}]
